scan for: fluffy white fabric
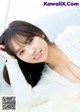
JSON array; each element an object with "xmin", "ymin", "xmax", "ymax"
[
  {"xmin": 0, "ymin": 82, "xmax": 30, "ymax": 112},
  {"xmin": 0, "ymin": 82, "xmax": 80, "ymax": 112}
]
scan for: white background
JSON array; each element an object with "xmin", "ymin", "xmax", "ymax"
[{"xmin": 0, "ymin": 0, "xmax": 80, "ymax": 35}]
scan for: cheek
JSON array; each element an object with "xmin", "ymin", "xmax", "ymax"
[
  {"xmin": 42, "ymin": 41, "xmax": 48, "ymax": 51},
  {"xmin": 44, "ymin": 45, "xmax": 49, "ymax": 57},
  {"xmin": 41, "ymin": 42, "xmax": 49, "ymax": 59},
  {"xmin": 19, "ymin": 58, "xmax": 32, "ymax": 63},
  {"xmin": 38, "ymin": 40, "xmax": 48, "ymax": 49},
  {"xmin": 18, "ymin": 54, "xmax": 30, "ymax": 62}
]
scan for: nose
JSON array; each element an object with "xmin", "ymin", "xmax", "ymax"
[{"xmin": 27, "ymin": 47, "xmax": 35, "ymax": 56}]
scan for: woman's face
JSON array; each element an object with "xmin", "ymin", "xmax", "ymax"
[{"xmin": 12, "ymin": 36, "xmax": 49, "ymax": 63}]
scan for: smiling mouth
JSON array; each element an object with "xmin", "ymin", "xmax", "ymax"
[{"xmin": 34, "ymin": 50, "xmax": 42, "ymax": 59}]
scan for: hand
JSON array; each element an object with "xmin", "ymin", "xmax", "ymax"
[{"xmin": 0, "ymin": 45, "xmax": 15, "ymax": 60}]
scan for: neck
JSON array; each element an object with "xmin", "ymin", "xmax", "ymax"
[{"xmin": 45, "ymin": 43, "xmax": 67, "ymax": 68}]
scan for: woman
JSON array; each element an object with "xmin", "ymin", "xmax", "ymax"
[{"xmin": 0, "ymin": 20, "xmax": 80, "ymax": 108}]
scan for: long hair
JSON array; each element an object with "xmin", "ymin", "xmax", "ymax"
[{"xmin": 0, "ymin": 20, "xmax": 50, "ymax": 87}]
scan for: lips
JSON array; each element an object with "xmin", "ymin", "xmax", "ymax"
[{"xmin": 34, "ymin": 50, "xmax": 42, "ymax": 59}]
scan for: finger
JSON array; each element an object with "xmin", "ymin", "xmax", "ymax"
[
  {"xmin": 0, "ymin": 45, "xmax": 5, "ymax": 50},
  {"xmin": 0, "ymin": 45, "xmax": 5, "ymax": 47}
]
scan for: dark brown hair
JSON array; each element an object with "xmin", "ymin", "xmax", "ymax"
[
  {"xmin": 0, "ymin": 20, "xmax": 50, "ymax": 56},
  {"xmin": 0, "ymin": 20, "xmax": 50, "ymax": 87}
]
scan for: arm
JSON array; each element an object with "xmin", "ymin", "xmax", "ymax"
[
  {"xmin": 0, "ymin": 45, "xmax": 50, "ymax": 107},
  {"xmin": 0, "ymin": 45, "xmax": 64, "ymax": 107},
  {"xmin": 5, "ymin": 59, "xmax": 55, "ymax": 107},
  {"xmin": 5, "ymin": 59, "xmax": 33, "ymax": 106}
]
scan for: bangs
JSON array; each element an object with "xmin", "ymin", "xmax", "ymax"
[{"xmin": 5, "ymin": 34, "xmax": 33, "ymax": 56}]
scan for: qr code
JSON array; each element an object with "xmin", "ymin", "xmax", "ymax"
[{"xmin": 1, "ymin": 96, "xmax": 16, "ymax": 111}]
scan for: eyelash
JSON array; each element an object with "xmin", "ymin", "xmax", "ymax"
[
  {"xmin": 26, "ymin": 38, "xmax": 33, "ymax": 45},
  {"xmin": 19, "ymin": 50, "xmax": 25, "ymax": 55}
]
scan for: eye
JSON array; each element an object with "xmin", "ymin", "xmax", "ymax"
[
  {"xmin": 19, "ymin": 50, "xmax": 25, "ymax": 55},
  {"xmin": 27, "ymin": 38, "xmax": 33, "ymax": 45}
]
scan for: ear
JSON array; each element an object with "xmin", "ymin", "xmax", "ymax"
[{"xmin": 42, "ymin": 35, "xmax": 45, "ymax": 38}]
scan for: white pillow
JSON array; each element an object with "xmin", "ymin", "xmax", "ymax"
[{"xmin": 33, "ymin": 7, "xmax": 80, "ymax": 41}]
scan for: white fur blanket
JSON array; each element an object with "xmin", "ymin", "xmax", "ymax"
[{"xmin": 0, "ymin": 82, "xmax": 80, "ymax": 112}]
